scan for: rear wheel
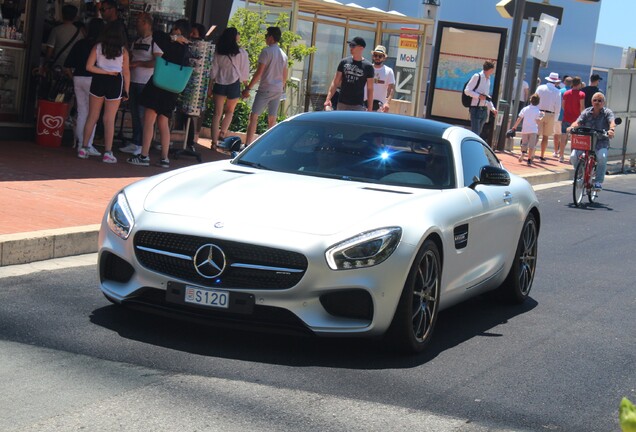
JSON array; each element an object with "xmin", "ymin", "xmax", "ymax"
[
  {"xmin": 497, "ymin": 213, "xmax": 538, "ymax": 303},
  {"xmin": 573, "ymin": 159, "xmax": 585, "ymax": 207},
  {"xmin": 587, "ymin": 159, "xmax": 598, "ymax": 204},
  {"xmin": 387, "ymin": 239, "xmax": 441, "ymax": 354}
]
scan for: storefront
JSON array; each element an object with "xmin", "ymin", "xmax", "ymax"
[
  {"xmin": 1, "ymin": 0, "xmax": 197, "ymax": 140},
  {"xmin": 2, "ymin": 0, "xmax": 433, "ymax": 140},
  {"xmin": 236, "ymin": 0, "xmax": 434, "ymax": 117}
]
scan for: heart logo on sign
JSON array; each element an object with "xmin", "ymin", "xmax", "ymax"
[{"xmin": 42, "ymin": 115, "xmax": 64, "ymax": 130}]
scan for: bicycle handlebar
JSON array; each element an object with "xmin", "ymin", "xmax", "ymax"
[{"xmin": 570, "ymin": 126, "xmax": 610, "ymax": 138}]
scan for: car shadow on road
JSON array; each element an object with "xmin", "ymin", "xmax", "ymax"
[{"xmin": 89, "ymin": 294, "xmax": 537, "ymax": 369}]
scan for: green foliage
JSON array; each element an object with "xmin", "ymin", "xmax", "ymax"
[{"xmin": 228, "ymin": 6, "xmax": 316, "ymax": 76}]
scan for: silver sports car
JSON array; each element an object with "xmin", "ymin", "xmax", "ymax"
[{"xmin": 98, "ymin": 112, "xmax": 540, "ymax": 353}]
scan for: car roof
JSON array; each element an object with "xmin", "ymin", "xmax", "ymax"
[{"xmin": 290, "ymin": 112, "xmax": 453, "ymax": 139}]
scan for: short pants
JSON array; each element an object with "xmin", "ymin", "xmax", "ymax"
[
  {"xmin": 213, "ymin": 80, "xmax": 241, "ymax": 99},
  {"xmin": 89, "ymin": 73, "xmax": 123, "ymax": 100}
]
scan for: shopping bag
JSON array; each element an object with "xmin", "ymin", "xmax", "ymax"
[{"xmin": 153, "ymin": 58, "xmax": 193, "ymax": 93}]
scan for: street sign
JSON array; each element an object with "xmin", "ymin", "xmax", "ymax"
[
  {"xmin": 531, "ymin": 13, "xmax": 558, "ymax": 62},
  {"xmin": 396, "ymin": 33, "xmax": 418, "ymax": 68},
  {"xmin": 496, "ymin": 0, "xmax": 563, "ymax": 24}
]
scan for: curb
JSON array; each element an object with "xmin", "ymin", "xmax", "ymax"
[
  {"xmin": 0, "ymin": 225, "xmax": 100, "ymax": 267},
  {"xmin": 522, "ymin": 168, "xmax": 574, "ymax": 186}
]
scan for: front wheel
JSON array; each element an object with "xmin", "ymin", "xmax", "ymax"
[
  {"xmin": 573, "ymin": 159, "xmax": 586, "ymax": 207},
  {"xmin": 587, "ymin": 159, "xmax": 598, "ymax": 204},
  {"xmin": 387, "ymin": 239, "xmax": 441, "ymax": 354},
  {"xmin": 497, "ymin": 213, "xmax": 538, "ymax": 304}
]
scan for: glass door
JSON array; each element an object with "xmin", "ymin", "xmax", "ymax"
[{"xmin": 305, "ymin": 22, "xmax": 344, "ymax": 111}]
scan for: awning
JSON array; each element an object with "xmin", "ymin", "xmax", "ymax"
[{"xmin": 255, "ymin": 0, "xmax": 433, "ymax": 27}]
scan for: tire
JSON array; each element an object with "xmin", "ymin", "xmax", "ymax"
[
  {"xmin": 387, "ymin": 239, "xmax": 441, "ymax": 354},
  {"xmin": 573, "ymin": 159, "xmax": 585, "ymax": 207},
  {"xmin": 587, "ymin": 160, "xmax": 598, "ymax": 204},
  {"xmin": 498, "ymin": 213, "xmax": 538, "ymax": 304}
]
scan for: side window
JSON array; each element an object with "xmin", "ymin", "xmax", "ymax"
[
  {"xmin": 482, "ymin": 143, "xmax": 501, "ymax": 167},
  {"xmin": 460, "ymin": 139, "xmax": 498, "ymax": 187}
]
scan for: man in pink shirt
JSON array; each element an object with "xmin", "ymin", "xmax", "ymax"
[{"xmin": 560, "ymin": 76, "xmax": 585, "ymax": 163}]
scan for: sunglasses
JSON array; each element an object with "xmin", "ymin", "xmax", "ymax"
[
  {"xmin": 592, "ymin": 99, "xmax": 604, "ymax": 102},
  {"xmin": 372, "ymin": 54, "xmax": 384, "ymax": 58},
  {"xmin": 348, "ymin": 43, "xmax": 358, "ymax": 48}
]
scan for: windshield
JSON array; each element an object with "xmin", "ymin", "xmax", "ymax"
[{"xmin": 234, "ymin": 120, "xmax": 455, "ymax": 189}]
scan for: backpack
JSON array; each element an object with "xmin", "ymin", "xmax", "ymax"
[{"xmin": 461, "ymin": 73, "xmax": 481, "ymax": 108}]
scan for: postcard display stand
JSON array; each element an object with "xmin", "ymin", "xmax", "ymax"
[
  {"xmin": 173, "ymin": 41, "xmax": 214, "ymax": 162},
  {"xmin": 179, "ymin": 41, "xmax": 214, "ymax": 117}
]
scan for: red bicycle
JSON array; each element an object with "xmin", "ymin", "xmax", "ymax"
[
  {"xmin": 570, "ymin": 118, "xmax": 621, "ymax": 207},
  {"xmin": 571, "ymin": 127, "xmax": 604, "ymax": 206}
]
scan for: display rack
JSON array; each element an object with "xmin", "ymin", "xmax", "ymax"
[{"xmin": 179, "ymin": 40, "xmax": 214, "ymax": 116}]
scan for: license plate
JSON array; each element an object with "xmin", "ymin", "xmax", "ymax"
[{"xmin": 184, "ymin": 286, "xmax": 229, "ymax": 309}]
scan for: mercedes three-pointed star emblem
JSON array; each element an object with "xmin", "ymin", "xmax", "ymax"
[{"xmin": 193, "ymin": 244, "xmax": 227, "ymax": 278}]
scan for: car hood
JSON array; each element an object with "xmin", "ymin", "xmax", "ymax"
[{"xmin": 143, "ymin": 162, "xmax": 439, "ymax": 235}]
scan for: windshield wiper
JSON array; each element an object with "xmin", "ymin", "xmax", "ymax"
[{"xmin": 234, "ymin": 160, "xmax": 270, "ymax": 170}]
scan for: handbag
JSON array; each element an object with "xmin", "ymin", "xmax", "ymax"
[{"xmin": 153, "ymin": 57, "xmax": 193, "ymax": 93}]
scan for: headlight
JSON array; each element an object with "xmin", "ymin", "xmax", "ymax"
[
  {"xmin": 107, "ymin": 192, "xmax": 134, "ymax": 239},
  {"xmin": 325, "ymin": 227, "xmax": 402, "ymax": 270}
]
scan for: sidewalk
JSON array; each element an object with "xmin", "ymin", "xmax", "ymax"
[{"xmin": 0, "ymin": 136, "xmax": 573, "ymax": 267}]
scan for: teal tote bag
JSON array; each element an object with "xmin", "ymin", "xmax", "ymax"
[{"xmin": 153, "ymin": 58, "xmax": 193, "ymax": 93}]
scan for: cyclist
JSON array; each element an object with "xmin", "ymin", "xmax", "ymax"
[{"xmin": 566, "ymin": 92, "xmax": 616, "ymax": 190}]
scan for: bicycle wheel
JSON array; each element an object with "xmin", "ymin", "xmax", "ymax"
[
  {"xmin": 587, "ymin": 157, "xmax": 598, "ymax": 204},
  {"xmin": 573, "ymin": 158, "xmax": 586, "ymax": 207}
]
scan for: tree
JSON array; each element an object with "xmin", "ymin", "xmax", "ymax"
[{"xmin": 228, "ymin": 5, "xmax": 316, "ymax": 78}]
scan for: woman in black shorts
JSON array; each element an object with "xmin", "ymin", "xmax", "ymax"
[
  {"xmin": 78, "ymin": 20, "xmax": 129, "ymax": 163},
  {"xmin": 208, "ymin": 27, "xmax": 250, "ymax": 147},
  {"xmin": 127, "ymin": 19, "xmax": 192, "ymax": 168}
]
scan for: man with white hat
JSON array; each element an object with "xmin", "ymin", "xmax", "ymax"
[
  {"xmin": 535, "ymin": 71, "xmax": 562, "ymax": 161},
  {"xmin": 363, "ymin": 45, "xmax": 395, "ymax": 112}
]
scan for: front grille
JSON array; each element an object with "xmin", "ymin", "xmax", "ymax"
[{"xmin": 134, "ymin": 231, "xmax": 308, "ymax": 289}]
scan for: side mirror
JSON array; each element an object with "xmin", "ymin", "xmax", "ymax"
[{"xmin": 469, "ymin": 165, "xmax": 511, "ymax": 189}]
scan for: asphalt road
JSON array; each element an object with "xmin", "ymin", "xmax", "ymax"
[{"xmin": 1, "ymin": 175, "xmax": 635, "ymax": 432}]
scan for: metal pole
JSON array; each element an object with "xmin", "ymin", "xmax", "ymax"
[
  {"xmin": 530, "ymin": 57, "xmax": 541, "ymax": 95},
  {"xmin": 496, "ymin": 0, "xmax": 526, "ymax": 150},
  {"xmin": 512, "ymin": 17, "xmax": 533, "ymax": 118}
]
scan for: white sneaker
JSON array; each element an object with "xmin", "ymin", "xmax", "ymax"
[
  {"xmin": 86, "ymin": 145, "xmax": 102, "ymax": 157},
  {"xmin": 77, "ymin": 148, "xmax": 89, "ymax": 159},
  {"xmin": 102, "ymin": 151, "xmax": 117, "ymax": 164},
  {"xmin": 120, "ymin": 143, "xmax": 141, "ymax": 155}
]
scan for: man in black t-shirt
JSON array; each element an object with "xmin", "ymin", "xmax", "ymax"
[
  {"xmin": 581, "ymin": 73, "xmax": 602, "ymax": 108},
  {"xmin": 324, "ymin": 36, "xmax": 374, "ymax": 111}
]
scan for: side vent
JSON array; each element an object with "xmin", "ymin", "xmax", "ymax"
[{"xmin": 453, "ymin": 224, "xmax": 469, "ymax": 249}]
